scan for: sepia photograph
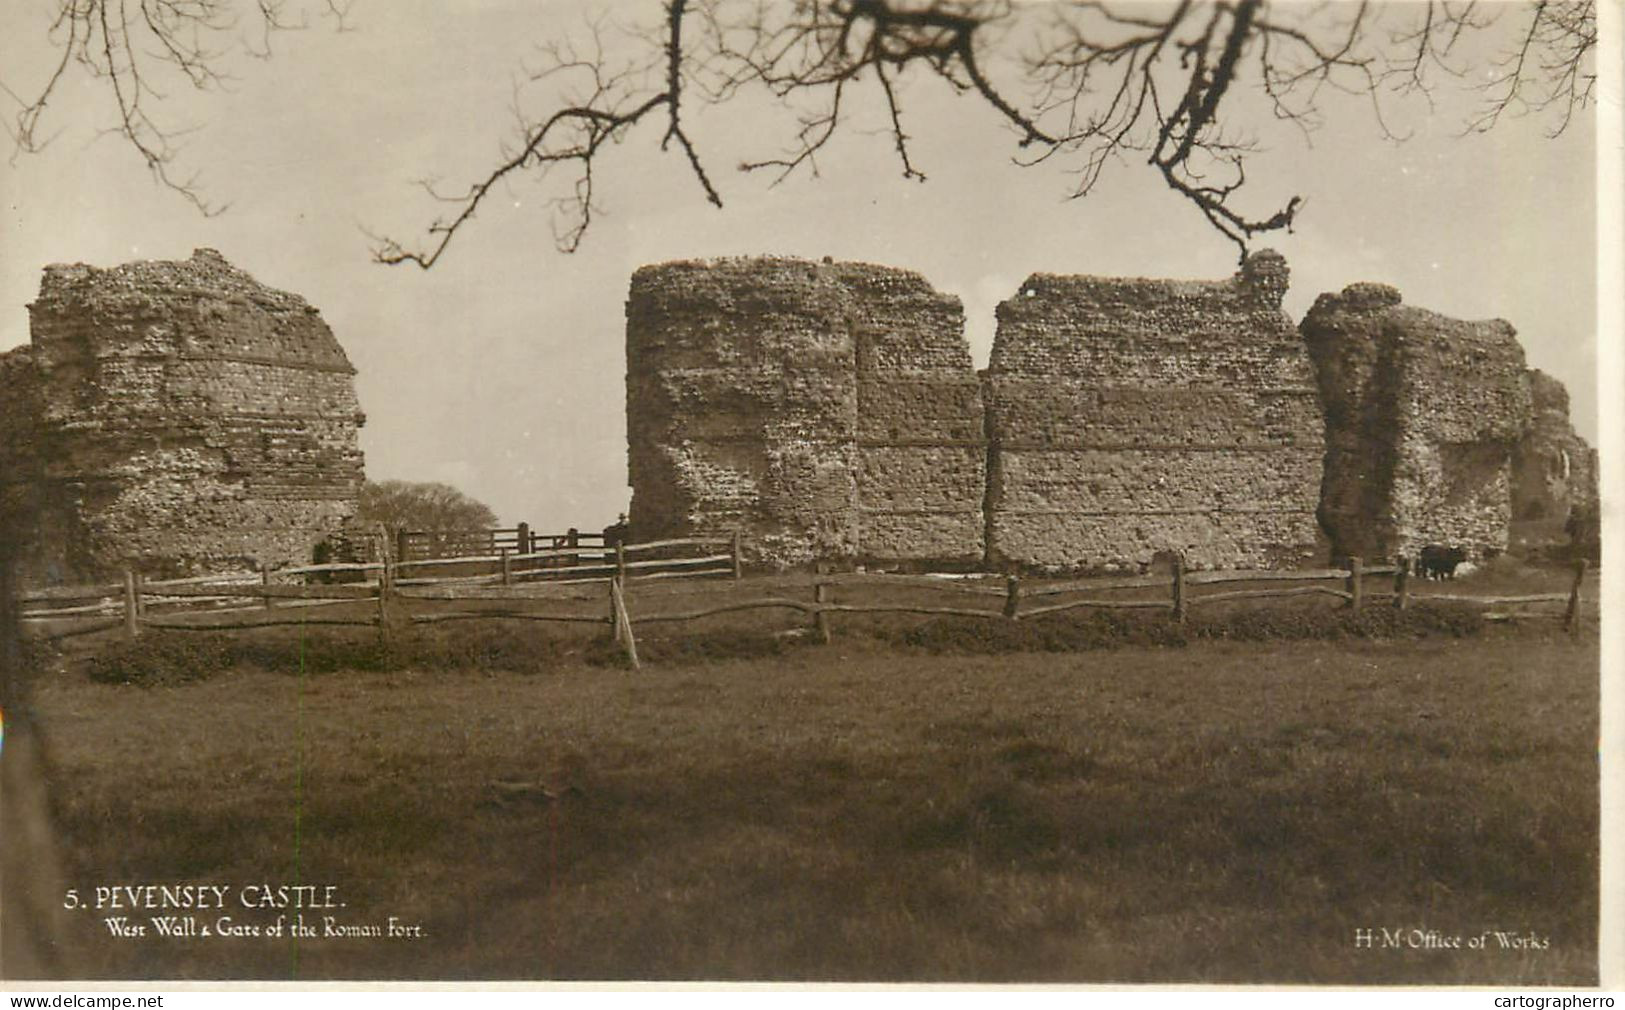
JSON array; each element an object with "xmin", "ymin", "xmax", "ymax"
[{"xmin": 0, "ymin": 0, "xmax": 1614, "ymax": 988}]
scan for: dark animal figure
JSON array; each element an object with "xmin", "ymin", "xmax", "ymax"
[{"xmin": 1418, "ymin": 545, "xmax": 1468, "ymax": 580}]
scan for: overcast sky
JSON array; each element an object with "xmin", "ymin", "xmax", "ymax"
[{"xmin": 0, "ymin": 1, "xmax": 1601, "ymax": 531}]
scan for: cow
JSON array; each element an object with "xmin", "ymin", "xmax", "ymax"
[{"xmin": 1417, "ymin": 544, "xmax": 1468, "ymax": 580}]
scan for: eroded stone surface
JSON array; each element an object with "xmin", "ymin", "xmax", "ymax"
[
  {"xmin": 1, "ymin": 249, "xmax": 365, "ymax": 582},
  {"xmin": 1302, "ymin": 285, "xmax": 1531, "ymax": 562},
  {"xmin": 1511, "ymin": 368, "xmax": 1597, "ymax": 525},
  {"xmin": 982, "ymin": 251, "xmax": 1326, "ymax": 571},
  {"xmin": 625, "ymin": 257, "xmax": 985, "ymax": 567}
]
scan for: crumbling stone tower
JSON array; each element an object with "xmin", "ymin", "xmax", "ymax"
[
  {"xmin": 1301, "ymin": 283, "xmax": 1532, "ymax": 562},
  {"xmin": 1, "ymin": 249, "xmax": 366, "ymax": 582},
  {"xmin": 625, "ymin": 257, "xmax": 986, "ymax": 567},
  {"xmin": 1511, "ymin": 368, "xmax": 1597, "ymax": 525},
  {"xmin": 982, "ymin": 251, "xmax": 1326, "ymax": 571}
]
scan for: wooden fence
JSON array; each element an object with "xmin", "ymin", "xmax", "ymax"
[
  {"xmin": 16, "ymin": 534, "xmax": 740, "ymax": 643},
  {"xmin": 393, "ymin": 524, "xmax": 609, "ymax": 564},
  {"xmin": 17, "ymin": 550, "xmax": 1591, "ymax": 671}
]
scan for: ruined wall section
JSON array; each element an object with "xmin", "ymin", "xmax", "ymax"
[
  {"xmin": 1298, "ymin": 284, "xmax": 1406, "ymax": 561},
  {"xmin": 1512, "ymin": 369, "xmax": 1596, "ymax": 524},
  {"xmin": 625, "ymin": 257, "xmax": 984, "ymax": 567},
  {"xmin": 983, "ymin": 251, "xmax": 1325, "ymax": 571},
  {"xmin": 843, "ymin": 266, "xmax": 985, "ymax": 562},
  {"xmin": 23, "ymin": 249, "xmax": 366, "ymax": 580},
  {"xmin": 626, "ymin": 259, "xmax": 861, "ymax": 566},
  {"xmin": 1302, "ymin": 285, "xmax": 1530, "ymax": 562}
]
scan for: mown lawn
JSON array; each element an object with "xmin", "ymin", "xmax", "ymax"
[{"xmin": 17, "ymin": 618, "xmax": 1599, "ymax": 984}]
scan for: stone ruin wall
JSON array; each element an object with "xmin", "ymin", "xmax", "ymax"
[
  {"xmin": 2, "ymin": 249, "xmax": 366, "ymax": 583},
  {"xmin": 982, "ymin": 251, "xmax": 1326, "ymax": 571},
  {"xmin": 1302, "ymin": 284, "xmax": 1532, "ymax": 563},
  {"xmin": 625, "ymin": 258, "xmax": 985, "ymax": 567},
  {"xmin": 625, "ymin": 258, "xmax": 860, "ymax": 566},
  {"xmin": 847, "ymin": 268, "xmax": 986, "ymax": 561},
  {"xmin": 1511, "ymin": 368, "xmax": 1597, "ymax": 524},
  {"xmin": 625, "ymin": 255, "xmax": 1578, "ymax": 573}
]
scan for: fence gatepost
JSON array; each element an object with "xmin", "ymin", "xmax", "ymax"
[
  {"xmin": 1393, "ymin": 557, "xmax": 1410, "ymax": 610},
  {"xmin": 1003, "ymin": 574, "xmax": 1021, "ymax": 620},
  {"xmin": 1565, "ymin": 558, "xmax": 1587, "ymax": 633},
  {"xmin": 1347, "ymin": 556, "xmax": 1363, "ymax": 612},
  {"xmin": 732, "ymin": 531, "xmax": 743, "ymax": 580},
  {"xmin": 1171, "ymin": 552, "xmax": 1187, "ymax": 625},
  {"xmin": 122, "ymin": 568, "xmax": 140, "ymax": 640},
  {"xmin": 500, "ymin": 549, "xmax": 512, "ymax": 587},
  {"xmin": 518, "ymin": 522, "xmax": 531, "ymax": 556}
]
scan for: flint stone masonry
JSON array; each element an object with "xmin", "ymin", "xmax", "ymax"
[
  {"xmin": 1511, "ymin": 368, "xmax": 1597, "ymax": 524},
  {"xmin": 982, "ymin": 251, "xmax": 1326, "ymax": 571},
  {"xmin": 1301, "ymin": 284, "xmax": 1531, "ymax": 562},
  {"xmin": 626, "ymin": 254, "xmax": 1569, "ymax": 572},
  {"xmin": 625, "ymin": 257, "xmax": 985, "ymax": 567},
  {"xmin": 3, "ymin": 249, "xmax": 366, "ymax": 582}
]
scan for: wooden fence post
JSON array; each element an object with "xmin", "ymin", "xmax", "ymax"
[
  {"xmin": 616, "ymin": 541, "xmax": 627, "ymax": 583},
  {"xmin": 611, "ymin": 577, "xmax": 640, "ymax": 669},
  {"xmin": 134, "ymin": 571, "xmax": 147, "ymax": 616},
  {"xmin": 1003, "ymin": 574, "xmax": 1021, "ymax": 620},
  {"xmin": 375, "ymin": 557, "xmax": 394, "ymax": 651},
  {"xmin": 1347, "ymin": 556, "xmax": 1363, "ymax": 612},
  {"xmin": 517, "ymin": 522, "xmax": 531, "ymax": 556},
  {"xmin": 732, "ymin": 531, "xmax": 743, "ymax": 580},
  {"xmin": 396, "ymin": 529, "xmax": 411, "ymax": 568},
  {"xmin": 122, "ymin": 568, "xmax": 140, "ymax": 640},
  {"xmin": 1393, "ymin": 557, "xmax": 1410, "ymax": 610},
  {"xmin": 500, "ymin": 549, "xmax": 512, "ymax": 587},
  {"xmin": 1565, "ymin": 558, "xmax": 1587, "ymax": 633},
  {"xmin": 261, "ymin": 563, "xmax": 274, "ymax": 610},
  {"xmin": 1171, "ymin": 552, "xmax": 1187, "ymax": 625},
  {"xmin": 814, "ymin": 565, "xmax": 832, "ymax": 644}
]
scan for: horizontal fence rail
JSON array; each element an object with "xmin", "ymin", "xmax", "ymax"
[
  {"xmin": 15, "ymin": 547, "xmax": 1592, "ymax": 667},
  {"xmin": 394, "ymin": 524, "xmax": 610, "ymax": 564}
]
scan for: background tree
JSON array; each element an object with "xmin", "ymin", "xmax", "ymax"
[
  {"xmin": 357, "ymin": 479, "xmax": 500, "ymax": 540},
  {"xmin": 5, "ymin": 1, "xmax": 1597, "ymax": 262}
]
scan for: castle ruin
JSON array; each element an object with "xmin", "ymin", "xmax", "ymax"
[
  {"xmin": 983, "ymin": 251, "xmax": 1325, "ymax": 570},
  {"xmin": 0, "ymin": 249, "xmax": 366, "ymax": 583},
  {"xmin": 1301, "ymin": 283, "xmax": 1533, "ymax": 562},
  {"xmin": 627, "ymin": 254, "xmax": 1592, "ymax": 572},
  {"xmin": 0, "ymin": 248, "xmax": 1591, "ymax": 583},
  {"xmin": 1511, "ymin": 368, "xmax": 1598, "ymax": 526},
  {"xmin": 625, "ymin": 258, "xmax": 985, "ymax": 567}
]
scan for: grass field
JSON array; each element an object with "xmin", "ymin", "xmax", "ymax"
[{"xmin": 15, "ymin": 594, "xmax": 1598, "ymax": 984}]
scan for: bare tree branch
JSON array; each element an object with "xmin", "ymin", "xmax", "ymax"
[
  {"xmin": 8, "ymin": 0, "xmax": 1595, "ymax": 262},
  {"xmin": 372, "ymin": 0, "xmax": 723, "ymax": 268},
  {"xmin": 4, "ymin": 0, "xmax": 348, "ymax": 212},
  {"xmin": 1463, "ymin": 1, "xmax": 1596, "ymax": 136}
]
